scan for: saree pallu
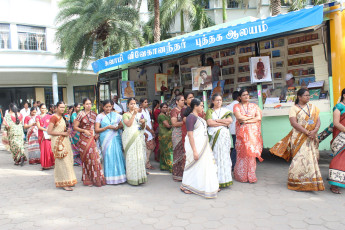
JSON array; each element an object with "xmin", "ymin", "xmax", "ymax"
[
  {"xmin": 182, "ymin": 116, "xmax": 219, "ymax": 198},
  {"xmin": 76, "ymin": 111, "xmax": 106, "ymax": 187},
  {"xmin": 206, "ymin": 108, "xmax": 233, "ymax": 188},
  {"xmin": 270, "ymin": 104, "xmax": 324, "ymax": 191},
  {"xmin": 171, "ymin": 108, "xmax": 185, "ymax": 181},
  {"xmin": 27, "ymin": 124, "xmax": 40, "ymax": 164},
  {"xmin": 233, "ymin": 103, "xmax": 263, "ymax": 183},
  {"xmin": 69, "ymin": 127, "xmax": 81, "ymax": 166},
  {"xmin": 2, "ymin": 129, "xmax": 10, "ymax": 152},
  {"xmin": 4, "ymin": 114, "xmax": 26, "ymax": 164},
  {"xmin": 37, "ymin": 114, "xmax": 55, "ymax": 168},
  {"xmin": 99, "ymin": 112, "xmax": 126, "ymax": 185},
  {"xmin": 122, "ymin": 113, "xmax": 147, "ymax": 185},
  {"xmin": 158, "ymin": 114, "xmax": 173, "ymax": 172},
  {"xmin": 50, "ymin": 116, "xmax": 77, "ymax": 188},
  {"xmin": 328, "ymin": 107, "xmax": 345, "ymax": 188}
]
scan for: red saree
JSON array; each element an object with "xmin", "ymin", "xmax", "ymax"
[
  {"xmin": 233, "ymin": 103, "xmax": 263, "ymax": 183},
  {"xmin": 36, "ymin": 114, "xmax": 55, "ymax": 169},
  {"xmin": 329, "ymin": 106, "xmax": 345, "ymax": 188},
  {"xmin": 76, "ymin": 111, "xmax": 106, "ymax": 187}
]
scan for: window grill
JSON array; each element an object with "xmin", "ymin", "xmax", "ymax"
[
  {"xmin": 17, "ymin": 25, "xmax": 46, "ymax": 51},
  {"xmin": 0, "ymin": 24, "xmax": 10, "ymax": 49},
  {"xmin": 227, "ymin": 0, "xmax": 240, "ymax": 8}
]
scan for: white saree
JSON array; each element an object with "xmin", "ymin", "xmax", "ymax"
[{"xmin": 182, "ymin": 115, "xmax": 219, "ymax": 198}]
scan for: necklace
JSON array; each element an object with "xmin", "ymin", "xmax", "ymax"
[
  {"xmin": 105, "ymin": 112, "xmax": 113, "ymax": 124},
  {"xmin": 241, "ymin": 103, "xmax": 249, "ymax": 115},
  {"xmin": 297, "ymin": 103, "xmax": 314, "ymax": 125},
  {"xmin": 214, "ymin": 108, "xmax": 222, "ymax": 119}
]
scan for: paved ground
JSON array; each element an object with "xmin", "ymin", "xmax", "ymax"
[{"xmin": 0, "ymin": 141, "xmax": 344, "ymax": 230}]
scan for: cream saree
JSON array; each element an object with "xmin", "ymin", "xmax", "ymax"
[
  {"xmin": 270, "ymin": 103, "xmax": 324, "ymax": 191},
  {"xmin": 182, "ymin": 115, "xmax": 219, "ymax": 198},
  {"xmin": 50, "ymin": 115, "xmax": 77, "ymax": 188}
]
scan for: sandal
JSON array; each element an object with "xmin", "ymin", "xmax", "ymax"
[
  {"xmin": 180, "ymin": 186, "xmax": 192, "ymax": 194},
  {"xmin": 330, "ymin": 186, "xmax": 342, "ymax": 194},
  {"xmin": 63, "ymin": 187, "xmax": 73, "ymax": 191}
]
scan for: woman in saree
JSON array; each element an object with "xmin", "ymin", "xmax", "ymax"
[
  {"xmin": 36, "ymin": 103, "xmax": 55, "ymax": 170},
  {"xmin": 70, "ymin": 103, "xmax": 82, "ymax": 166},
  {"xmin": 171, "ymin": 95, "xmax": 185, "ymax": 181},
  {"xmin": 47, "ymin": 101, "xmax": 77, "ymax": 191},
  {"xmin": 318, "ymin": 88, "xmax": 345, "ymax": 194},
  {"xmin": 4, "ymin": 103, "xmax": 26, "ymax": 166},
  {"xmin": 24, "ymin": 107, "xmax": 40, "ymax": 164},
  {"xmin": 95, "ymin": 100, "xmax": 126, "ymax": 185},
  {"xmin": 270, "ymin": 88, "xmax": 324, "ymax": 191},
  {"xmin": 152, "ymin": 100, "xmax": 160, "ymax": 162},
  {"xmin": 181, "ymin": 98, "xmax": 219, "ymax": 198},
  {"xmin": 158, "ymin": 102, "xmax": 173, "ymax": 172},
  {"xmin": 206, "ymin": 94, "xmax": 233, "ymax": 188},
  {"xmin": 74, "ymin": 98, "xmax": 106, "ymax": 187},
  {"xmin": 139, "ymin": 98, "xmax": 156, "ymax": 170},
  {"xmin": 233, "ymin": 89, "xmax": 263, "ymax": 183},
  {"xmin": 122, "ymin": 97, "xmax": 147, "ymax": 185},
  {"xmin": 181, "ymin": 93, "xmax": 195, "ymax": 153}
]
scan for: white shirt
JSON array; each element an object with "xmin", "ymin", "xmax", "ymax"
[
  {"xmin": 20, "ymin": 108, "xmax": 30, "ymax": 119},
  {"xmin": 113, "ymin": 103, "xmax": 124, "ymax": 114},
  {"xmin": 139, "ymin": 108, "xmax": 153, "ymax": 141},
  {"xmin": 226, "ymin": 100, "xmax": 239, "ymax": 135}
]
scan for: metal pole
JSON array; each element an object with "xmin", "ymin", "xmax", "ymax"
[
  {"xmin": 52, "ymin": 72, "xmax": 58, "ymax": 104},
  {"xmin": 257, "ymin": 83, "xmax": 263, "ymax": 110}
]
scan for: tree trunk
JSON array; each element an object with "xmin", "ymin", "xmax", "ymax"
[
  {"xmin": 271, "ymin": 0, "xmax": 281, "ymax": 16},
  {"xmin": 103, "ymin": 40, "xmax": 109, "ymax": 57},
  {"xmin": 180, "ymin": 11, "xmax": 185, "ymax": 34},
  {"xmin": 136, "ymin": 0, "xmax": 143, "ymax": 12},
  {"xmin": 153, "ymin": 0, "xmax": 160, "ymax": 43},
  {"xmin": 222, "ymin": 0, "xmax": 227, "ymax": 23}
]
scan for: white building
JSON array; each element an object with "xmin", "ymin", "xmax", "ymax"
[{"xmin": 0, "ymin": 0, "xmax": 97, "ymax": 110}]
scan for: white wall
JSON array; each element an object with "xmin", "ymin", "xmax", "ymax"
[{"xmin": 66, "ymin": 74, "xmax": 97, "ymax": 104}]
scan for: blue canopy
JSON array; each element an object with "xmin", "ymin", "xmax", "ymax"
[{"xmin": 92, "ymin": 5, "xmax": 324, "ymax": 73}]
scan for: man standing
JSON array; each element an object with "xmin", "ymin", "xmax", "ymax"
[
  {"xmin": 280, "ymin": 73, "xmax": 296, "ymax": 100},
  {"xmin": 20, "ymin": 102, "xmax": 31, "ymax": 119},
  {"xmin": 226, "ymin": 91, "xmax": 240, "ymax": 171},
  {"xmin": 112, "ymin": 95, "xmax": 124, "ymax": 114},
  {"xmin": 206, "ymin": 57, "xmax": 220, "ymax": 82}
]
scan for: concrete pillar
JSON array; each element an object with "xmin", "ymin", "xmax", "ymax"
[{"xmin": 52, "ymin": 72, "xmax": 59, "ymax": 104}]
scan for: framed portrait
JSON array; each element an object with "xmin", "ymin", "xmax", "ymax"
[
  {"xmin": 191, "ymin": 66, "xmax": 212, "ymax": 91},
  {"xmin": 210, "ymin": 80, "xmax": 225, "ymax": 99},
  {"xmin": 250, "ymin": 56, "xmax": 272, "ymax": 83},
  {"xmin": 155, "ymin": 73, "xmax": 168, "ymax": 92},
  {"xmin": 121, "ymin": 81, "xmax": 135, "ymax": 98}
]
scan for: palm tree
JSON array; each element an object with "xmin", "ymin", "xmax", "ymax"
[
  {"xmin": 286, "ymin": 0, "xmax": 330, "ymax": 11},
  {"xmin": 159, "ymin": 0, "xmax": 214, "ymax": 35},
  {"xmin": 154, "ymin": 0, "xmax": 161, "ymax": 42},
  {"xmin": 55, "ymin": 0, "xmax": 144, "ymax": 72},
  {"xmin": 271, "ymin": 0, "xmax": 281, "ymax": 16}
]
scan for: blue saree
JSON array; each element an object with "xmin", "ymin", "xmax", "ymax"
[{"xmin": 97, "ymin": 112, "xmax": 126, "ymax": 184}]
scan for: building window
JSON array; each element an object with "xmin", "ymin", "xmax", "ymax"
[
  {"xmin": 17, "ymin": 25, "xmax": 46, "ymax": 51},
  {"xmin": 0, "ymin": 24, "xmax": 10, "ymax": 49},
  {"xmin": 44, "ymin": 87, "xmax": 63, "ymax": 106},
  {"xmin": 227, "ymin": 0, "xmax": 240, "ymax": 8},
  {"xmin": 74, "ymin": 85, "xmax": 96, "ymax": 104}
]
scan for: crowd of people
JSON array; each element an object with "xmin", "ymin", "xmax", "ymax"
[{"xmin": 0, "ymin": 87, "xmax": 344, "ymax": 197}]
